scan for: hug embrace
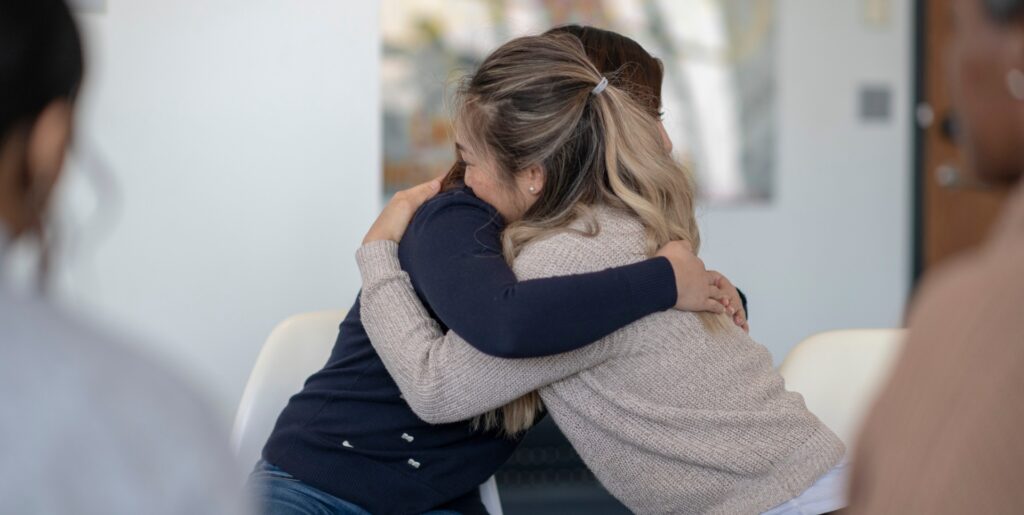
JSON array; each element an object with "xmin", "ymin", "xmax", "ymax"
[{"xmin": 250, "ymin": 26, "xmax": 845, "ymax": 515}]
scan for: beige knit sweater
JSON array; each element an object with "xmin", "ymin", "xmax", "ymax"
[{"xmin": 356, "ymin": 205, "xmax": 844, "ymax": 515}]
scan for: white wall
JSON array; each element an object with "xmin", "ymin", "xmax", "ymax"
[
  {"xmin": 63, "ymin": 0, "xmax": 380, "ymax": 419},
  {"xmin": 699, "ymin": 0, "xmax": 913, "ymax": 360},
  {"xmin": 58, "ymin": 0, "xmax": 911, "ymax": 419}
]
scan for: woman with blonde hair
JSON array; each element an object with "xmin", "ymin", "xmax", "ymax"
[{"xmin": 358, "ymin": 30, "xmax": 846, "ymax": 514}]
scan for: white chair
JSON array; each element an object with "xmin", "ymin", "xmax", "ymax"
[
  {"xmin": 779, "ymin": 329, "xmax": 907, "ymax": 446},
  {"xmin": 232, "ymin": 309, "xmax": 503, "ymax": 515}
]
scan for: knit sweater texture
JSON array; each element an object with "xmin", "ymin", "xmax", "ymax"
[{"xmin": 357, "ymin": 205, "xmax": 845, "ymax": 515}]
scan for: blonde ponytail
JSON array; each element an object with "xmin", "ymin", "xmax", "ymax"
[{"xmin": 454, "ymin": 30, "xmax": 727, "ymax": 437}]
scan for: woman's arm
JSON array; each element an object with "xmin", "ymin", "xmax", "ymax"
[
  {"xmin": 357, "ymin": 240, "xmax": 613, "ymax": 424},
  {"xmin": 397, "ymin": 190, "xmax": 684, "ymax": 359}
]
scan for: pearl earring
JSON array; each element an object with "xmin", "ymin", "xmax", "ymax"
[
  {"xmin": 529, "ymin": 186, "xmax": 536, "ymax": 193},
  {"xmin": 1007, "ymin": 68, "xmax": 1024, "ymax": 101}
]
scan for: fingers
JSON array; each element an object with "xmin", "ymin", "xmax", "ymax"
[
  {"xmin": 733, "ymin": 310, "xmax": 746, "ymax": 329},
  {"xmin": 707, "ymin": 284, "xmax": 726, "ymax": 302},
  {"xmin": 721, "ymin": 298, "xmax": 738, "ymax": 317},
  {"xmin": 401, "ymin": 179, "xmax": 442, "ymax": 208},
  {"xmin": 738, "ymin": 311, "xmax": 750, "ymax": 332},
  {"xmin": 707, "ymin": 270, "xmax": 724, "ymax": 287},
  {"xmin": 703, "ymin": 298, "xmax": 727, "ymax": 314},
  {"xmin": 363, "ymin": 179, "xmax": 441, "ymax": 245},
  {"xmin": 706, "ymin": 285, "xmax": 737, "ymax": 318},
  {"xmin": 727, "ymin": 292, "xmax": 744, "ymax": 315}
]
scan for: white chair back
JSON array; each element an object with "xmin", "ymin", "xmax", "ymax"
[
  {"xmin": 779, "ymin": 328, "xmax": 907, "ymax": 446},
  {"xmin": 231, "ymin": 309, "xmax": 502, "ymax": 515},
  {"xmin": 231, "ymin": 309, "xmax": 344, "ymax": 467}
]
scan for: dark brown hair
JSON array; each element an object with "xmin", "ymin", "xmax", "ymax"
[
  {"xmin": 985, "ymin": 0, "xmax": 1024, "ymax": 20},
  {"xmin": 545, "ymin": 24, "xmax": 664, "ymax": 118},
  {"xmin": 0, "ymin": 0, "xmax": 83, "ymax": 142}
]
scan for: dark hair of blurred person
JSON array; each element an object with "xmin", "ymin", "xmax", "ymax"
[
  {"xmin": 845, "ymin": 0, "xmax": 1024, "ymax": 513},
  {"xmin": 0, "ymin": 0, "xmax": 81, "ymax": 243},
  {"xmin": 0, "ymin": 2, "xmax": 246, "ymax": 513}
]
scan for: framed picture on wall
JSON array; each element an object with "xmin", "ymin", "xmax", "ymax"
[{"xmin": 381, "ymin": 0, "xmax": 778, "ymax": 204}]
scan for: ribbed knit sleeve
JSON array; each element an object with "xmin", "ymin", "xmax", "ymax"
[{"xmin": 356, "ymin": 240, "xmax": 614, "ymax": 424}]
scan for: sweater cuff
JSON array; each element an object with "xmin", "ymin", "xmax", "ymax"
[
  {"xmin": 627, "ymin": 257, "xmax": 677, "ymax": 311},
  {"xmin": 356, "ymin": 240, "xmax": 403, "ymax": 285}
]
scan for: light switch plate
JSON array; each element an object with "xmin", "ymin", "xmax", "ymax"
[{"xmin": 860, "ymin": 85, "xmax": 892, "ymax": 122}]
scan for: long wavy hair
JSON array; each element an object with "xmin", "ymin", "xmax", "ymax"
[{"xmin": 443, "ymin": 28, "xmax": 718, "ymax": 436}]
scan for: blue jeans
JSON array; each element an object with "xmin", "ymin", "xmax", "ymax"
[{"xmin": 248, "ymin": 460, "xmax": 462, "ymax": 515}]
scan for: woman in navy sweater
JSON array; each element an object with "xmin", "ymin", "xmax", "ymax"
[{"xmin": 252, "ymin": 26, "xmax": 748, "ymax": 515}]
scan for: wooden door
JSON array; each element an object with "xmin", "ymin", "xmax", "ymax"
[{"xmin": 916, "ymin": 0, "xmax": 1012, "ymax": 278}]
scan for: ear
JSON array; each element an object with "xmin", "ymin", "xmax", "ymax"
[
  {"xmin": 523, "ymin": 163, "xmax": 545, "ymax": 195},
  {"xmin": 26, "ymin": 100, "xmax": 73, "ymax": 193}
]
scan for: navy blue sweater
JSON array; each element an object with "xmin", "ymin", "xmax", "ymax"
[{"xmin": 262, "ymin": 187, "xmax": 677, "ymax": 514}]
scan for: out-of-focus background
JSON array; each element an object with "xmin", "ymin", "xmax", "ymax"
[
  {"xmin": 40, "ymin": 0, "xmax": 934, "ymax": 512},
  {"xmin": 55, "ymin": 0, "xmax": 380, "ymax": 414}
]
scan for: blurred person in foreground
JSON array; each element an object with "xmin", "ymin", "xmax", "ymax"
[
  {"xmin": 0, "ymin": 1, "xmax": 246, "ymax": 513},
  {"xmin": 845, "ymin": 0, "xmax": 1024, "ymax": 512}
]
